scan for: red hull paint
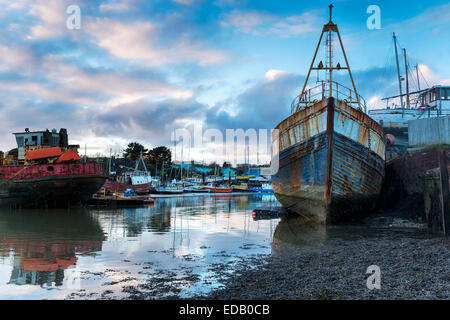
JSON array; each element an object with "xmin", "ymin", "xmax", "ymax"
[
  {"xmin": 100, "ymin": 180, "xmax": 154, "ymax": 194},
  {"xmin": 0, "ymin": 162, "xmax": 107, "ymax": 207},
  {"xmin": 0, "ymin": 162, "xmax": 104, "ymax": 180}
]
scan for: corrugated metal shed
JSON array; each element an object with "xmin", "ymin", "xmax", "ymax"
[{"xmin": 408, "ymin": 116, "xmax": 450, "ymax": 147}]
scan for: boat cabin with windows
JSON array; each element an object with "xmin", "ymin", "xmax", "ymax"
[
  {"xmin": 11, "ymin": 128, "xmax": 80, "ymax": 163},
  {"xmin": 417, "ymin": 86, "xmax": 450, "ymax": 115}
]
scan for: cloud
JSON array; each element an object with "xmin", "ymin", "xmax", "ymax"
[
  {"xmin": 206, "ymin": 70, "xmax": 302, "ymax": 131},
  {"xmin": 84, "ymin": 18, "xmax": 229, "ymax": 66},
  {"xmin": 386, "ymin": 3, "xmax": 450, "ymax": 34},
  {"xmin": 91, "ymin": 97, "xmax": 207, "ymax": 144},
  {"xmin": 221, "ymin": 9, "xmax": 320, "ymax": 37},
  {"xmin": 173, "ymin": 0, "xmax": 202, "ymax": 6},
  {"xmin": 28, "ymin": 0, "xmax": 72, "ymax": 39},
  {"xmin": 99, "ymin": 0, "xmax": 140, "ymax": 12},
  {"xmin": 264, "ymin": 69, "xmax": 290, "ymax": 82},
  {"xmin": 213, "ymin": 0, "xmax": 240, "ymax": 8},
  {"xmin": 0, "ymin": 53, "xmax": 193, "ymax": 107},
  {"xmin": 0, "ymin": 45, "xmax": 36, "ymax": 72},
  {"xmin": 221, "ymin": 10, "xmax": 274, "ymax": 34},
  {"xmin": 415, "ymin": 64, "xmax": 450, "ymax": 86},
  {"xmin": 0, "ymin": 47, "xmax": 199, "ymax": 152}
]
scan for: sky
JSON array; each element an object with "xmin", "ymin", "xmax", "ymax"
[{"xmin": 0, "ymin": 0, "xmax": 449, "ymax": 163}]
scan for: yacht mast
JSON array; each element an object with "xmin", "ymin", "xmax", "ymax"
[
  {"xmin": 393, "ymin": 32, "xmax": 404, "ymax": 108},
  {"xmin": 403, "ymin": 48, "xmax": 410, "ymax": 109},
  {"xmin": 181, "ymin": 141, "xmax": 183, "ymax": 181},
  {"xmin": 108, "ymin": 147, "xmax": 112, "ymax": 174},
  {"xmin": 415, "ymin": 64, "xmax": 421, "ymax": 91}
]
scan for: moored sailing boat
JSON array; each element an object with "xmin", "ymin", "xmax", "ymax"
[
  {"xmin": 271, "ymin": 6, "xmax": 386, "ymax": 224},
  {"xmin": 101, "ymin": 151, "xmax": 159, "ymax": 194}
]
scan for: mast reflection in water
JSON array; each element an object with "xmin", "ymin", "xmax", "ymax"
[{"xmin": 0, "ymin": 194, "xmax": 281, "ymax": 299}]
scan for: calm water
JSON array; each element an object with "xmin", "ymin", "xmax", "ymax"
[
  {"xmin": 0, "ymin": 193, "xmax": 427, "ymax": 300},
  {"xmin": 0, "ymin": 194, "xmax": 282, "ymax": 299}
]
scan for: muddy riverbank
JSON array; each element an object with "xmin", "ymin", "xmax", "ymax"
[
  {"xmin": 194, "ymin": 207, "xmax": 449, "ymax": 300},
  {"xmin": 197, "ymin": 231, "xmax": 449, "ymax": 300}
]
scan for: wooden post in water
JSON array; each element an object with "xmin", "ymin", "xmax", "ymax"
[{"xmin": 439, "ymin": 150, "xmax": 449, "ymax": 236}]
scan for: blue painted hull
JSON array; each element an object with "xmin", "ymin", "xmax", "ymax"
[{"xmin": 272, "ymin": 98, "xmax": 385, "ymax": 224}]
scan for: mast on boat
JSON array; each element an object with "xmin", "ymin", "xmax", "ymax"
[
  {"xmin": 393, "ymin": 32, "xmax": 404, "ymax": 109},
  {"xmin": 108, "ymin": 147, "xmax": 112, "ymax": 175},
  {"xmin": 295, "ymin": 4, "xmax": 361, "ymax": 113},
  {"xmin": 134, "ymin": 148, "xmax": 148, "ymax": 173},
  {"xmin": 415, "ymin": 64, "xmax": 421, "ymax": 91},
  {"xmin": 403, "ymin": 48, "xmax": 410, "ymax": 109}
]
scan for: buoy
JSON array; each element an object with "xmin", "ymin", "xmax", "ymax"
[{"xmin": 386, "ymin": 134, "xmax": 396, "ymax": 147}]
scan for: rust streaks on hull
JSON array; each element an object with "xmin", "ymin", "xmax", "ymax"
[{"xmin": 272, "ymin": 98, "xmax": 385, "ymax": 224}]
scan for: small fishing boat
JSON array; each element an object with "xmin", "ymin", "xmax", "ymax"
[
  {"xmin": 202, "ymin": 184, "xmax": 233, "ymax": 193},
  {"xmin": 232, "ymin": 183, "xmax": 256, "ymax": 193},
  {"xmin": 91, "ymin": 189, "xmax": 155, "ymax": 206},
  {"xmin": 101, "ymin": 151, "xmax": 159, "ymax": 194},
  {"xmin": 271, "ymin": 6, "xmax": 385, "ymax": 224},
  {"xmin": 155, "ymin": 184, "xmax": 184, "ymax": 194},
  {"xmin": 183, "ymin": 185, "xmax": 210, "ymax": 193}
]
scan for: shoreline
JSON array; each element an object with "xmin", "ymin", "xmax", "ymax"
[
  {"xmin": 193, "ymin": 204, "xmax": 449, "ymax": 300},
  {"xmin": 62, "ymin": 203, "xmax": 449, "ymax": 300},
  {"xmin": 194, "ymin": 227, "xmax": 449, "ymax": 300}
]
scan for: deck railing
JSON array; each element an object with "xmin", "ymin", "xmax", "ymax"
[{"xmin": 291, "ymin": 81, "xmax": 367, "ymax": 114}]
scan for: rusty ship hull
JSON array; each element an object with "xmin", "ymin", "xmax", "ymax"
[
  {"xmin": 0, "ymin": 163, "xmax": 107, "ymax": 207},
  {"xmin": 272, "ymin": 97, "xmax": 386, "ymax": 224}
]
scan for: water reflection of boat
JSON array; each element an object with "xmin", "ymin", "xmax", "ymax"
[
  {"xmin": 273, "ymin": 215, "xmax": 327, "ymax": 248},
  {"xmin": 272, "ymin": 214, "xmax": 408, "ymax": 252},
  {"xmin": 0, "ymin": 210, "xmax": 104, "ymax": 286}
]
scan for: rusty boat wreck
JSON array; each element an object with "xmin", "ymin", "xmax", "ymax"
[
  {"xmin": 0, "ymin": 128, "xmax": 107, "ymax": 208},
  {"xmin": 272, "ymin": 6, "xmax": 386, "ymax": 224}
]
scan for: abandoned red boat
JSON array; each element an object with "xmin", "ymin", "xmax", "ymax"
[{"xmin": 0, "ymin": 128, "xmax": 107, "ymax": 207}]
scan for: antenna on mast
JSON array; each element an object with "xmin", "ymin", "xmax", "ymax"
[{"xmin": 295, "ymin": 5, "xmax": 361, "ymax": 113}]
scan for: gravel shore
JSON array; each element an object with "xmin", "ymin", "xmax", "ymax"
[{"xmin": 195, "ymin": 212, "xmax": 450, "ymax": 300}]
